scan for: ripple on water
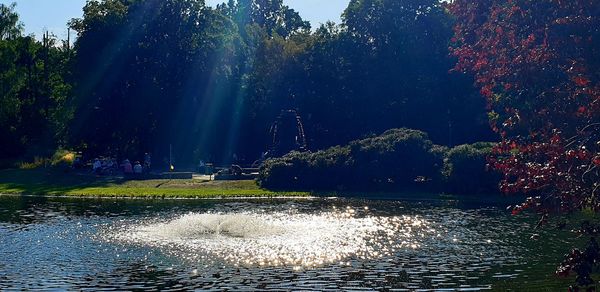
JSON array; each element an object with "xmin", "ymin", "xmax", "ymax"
[{"xmin": 1, "ymin": 198, "xmax": 542, "ymax": 290}]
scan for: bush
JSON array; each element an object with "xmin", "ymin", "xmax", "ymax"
[
  {"xmin": 259, "ymin": 128, "xmax": 445, "ymax": 191},
  {"xmin": 444, "ymin": 142, "xmax": 500, "ymax": 194},
  {"xmin": 348, "ymin": 129, "xmax": 445, "ymax": 187},
  {"xmin": 16, "ymin": 149, "xmax": 76, "ymax": 170},
  {"xmin": 259, "ymin": 146, "xmax": 352, "ymax": 190},
  {"xmin": 259, "ymin": 131, "xmax": 502, "ymax": 195}
]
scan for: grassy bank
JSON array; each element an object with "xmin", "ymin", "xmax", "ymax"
[{"xmin": 0, "ymin": 169, "xmax": 309, "ymax": 198}]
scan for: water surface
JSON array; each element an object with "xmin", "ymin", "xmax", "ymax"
[{"xmin": 0, "ymin": 196, "xmax": 574, "ymax": 290}]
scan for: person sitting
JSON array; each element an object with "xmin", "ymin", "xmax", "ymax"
[
  {"xmin": 92, "ymin": 158, "xmax": 102, "ymax": 174},
  {"xmin": 106, "ymin": 159, "xmax": 115, "ymax": 169},
  {"xmin": 122, "ymin": 159, "xmax": 133, "ymax": 174},
  {"xmin": 103, "ymin": 159, "xmax": 117, "ymax": 175},
  {"xmin": 133, "ymin": 161, "xmax": 143, "ymax": 174}
]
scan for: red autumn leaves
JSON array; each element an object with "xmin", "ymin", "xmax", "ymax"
[{"xmin": 449, "ymin": 0, "xmax": 600, "ymax": 214}]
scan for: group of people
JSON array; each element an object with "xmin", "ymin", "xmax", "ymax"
[
  {"xmin": 89, "ymin": 153, "xmax": 152, "ymax": 176},
  {"xmin": 91, "ymin": 158, "xmax": 118, "ymax": 175}
]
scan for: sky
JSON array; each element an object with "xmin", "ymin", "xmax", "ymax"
[{"xmin": 1, "ymin": 0, "xmax": 350, "ymax": 40}]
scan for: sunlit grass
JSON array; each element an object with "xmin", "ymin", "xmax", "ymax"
[{"xmin": 0, "ymin": 169, "xmax": 309, "ymax": 198}]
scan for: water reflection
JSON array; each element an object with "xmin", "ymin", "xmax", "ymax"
[{"xmin": 0, "ymin": 196, "xmax": 564, "ymax": 290}]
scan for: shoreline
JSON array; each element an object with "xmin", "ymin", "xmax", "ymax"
[
  {"xmin": 0, "ymin": 191, "xmax": 520, "ymax": 206},
  {"xmin": 0, "ymin": 169, "xmax": 521, "ymax": 204},
  {"xmin": 0, "ymin": 192, "xmax": 315, "ymax": 201}
]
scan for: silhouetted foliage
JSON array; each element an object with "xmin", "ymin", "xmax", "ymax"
[
  {"xmin": 444, "ymin": 142, "xmax": 500, "ymax": 195},
  {"xmin": 59, "ymin": 0, "xmax": 494, "ymax": 167},
  {"xmin": 259, "ymin": 129, "xmax": 503, "ymax": 193},
  {"xmin": 288, "ymin": 0, "xmax": 494, "ymax": 150},
  {"xmin": 258, "ymin": 128, "xmax": 445, "ymax": 191},
  {"xmin": 3, "ymin": 0, "xmax": 494, "ymax": 170}
]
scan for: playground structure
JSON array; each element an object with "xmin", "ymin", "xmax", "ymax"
[{"xmin": 269, "ymin": 109, "xmax": 308, "ymax": 157}]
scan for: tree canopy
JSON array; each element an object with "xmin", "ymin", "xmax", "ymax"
[
  {"xmin": 1, "ymin": 0, "xmax": 494, "ymax": 168},
  {"xmin": 0, "ymin": 3, "xmax": 72, "ymax": 161}
]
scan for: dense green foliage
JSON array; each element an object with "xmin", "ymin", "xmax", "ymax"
[
  {"xmin": 248, "ymin": 0, "xmax": 493, "ymax": 153},
  {"xmin": 259, "ymin": 129, "xmax": 500, "ymax": 193},
  {"xmin": 0, "ymin": 0, "xmax": 494, "ymax": 168},
  {"xmin": 444, "ymin": 142, "xmax": 500, "ymax": 195},
  {"xmin": 0, "ymin": 3, "xmax": 72, "ymax": 162}
]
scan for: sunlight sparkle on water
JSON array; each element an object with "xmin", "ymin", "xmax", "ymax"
[{"xmin": 105, "ymin": 208, "xmax": 433, "ymax": 268}]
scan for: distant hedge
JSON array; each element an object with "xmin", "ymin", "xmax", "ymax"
[
  {"xmin": 258, "ymin": 128, "xmax": 445, "ymax": 191},
  {"xmin": 443, "ymin": 142, "xmax": 500, "ymax": 195},
  {"xmin": 258, "ymin": 128, "xmax": 501, "ymax": 195}
]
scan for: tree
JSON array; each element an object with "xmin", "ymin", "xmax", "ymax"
[
  {"xmin": 219, "ymin": 0, "xmax": 310, "ymax": 38},
  {"xmin": 0, "ymin": 0, "xmax": 497, "ymax": 168},
  {"xmin": 450, "ymin": 0, "xmax": 600, "ymax": 286},
  {"xmin": 292, "ymin": 0, "xmax": 493, "ymax": 150},
  {"xmin": 0, "ymin": 3, "xmax": 72, "ymax": 161},
  {"xmin": 0, "ymin": 2, "xmax": 22, "ymax": 40},
  {"xmin": 237, "ymin": 0, "xmax": 495, "ymax": 159},
  {"xmin": 68, "ymin": 0, "xmax": 244, "ymax": 164}
]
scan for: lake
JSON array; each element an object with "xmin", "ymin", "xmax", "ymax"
[{"xmin": 0, "ymin": 196, "xmax": 576, "ymax": 290}]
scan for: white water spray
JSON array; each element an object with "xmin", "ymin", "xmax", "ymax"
[{"xmin": 107, "ymin": 208, "xmax": 433, "ymax": 268}]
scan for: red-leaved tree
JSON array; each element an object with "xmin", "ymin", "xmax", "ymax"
[{"xmin": 450, "ymin": 0, "xmax": 600, "ymax": 286}]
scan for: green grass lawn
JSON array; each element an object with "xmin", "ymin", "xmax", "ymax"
[{"xmin": 0, "ymin": 168, "xmax": 309, "ymax": 198}]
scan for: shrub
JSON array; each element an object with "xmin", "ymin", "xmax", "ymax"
[
  {"xmin": 348, "ymin": 129, "xmax": 445, "ymax": 188},
  {"xmin": 50, "ymin": 149, "xmax": 76, "ymax": 167},
  {"xmin": 258, "ymin": 146, "xmax": 352, "ymax": 190},
  {"xmin": 16, "ymin": 149, "xmax": 76, "ymax": 170},
  {"xmin": 259, "ymin": 128, "xmax": 445, "ymax": 191},
  {"xmin": 18, "ymin": 157, "xmax": 49, "ymax": 170},
  {"xmin": 444, "ymin": 142, "xmax": 500, "ymax": 194}
]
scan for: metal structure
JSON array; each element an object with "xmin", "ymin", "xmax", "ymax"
[{"xmin": 269, "ymin": 109, "xmax": 308, "ymax": 157}]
